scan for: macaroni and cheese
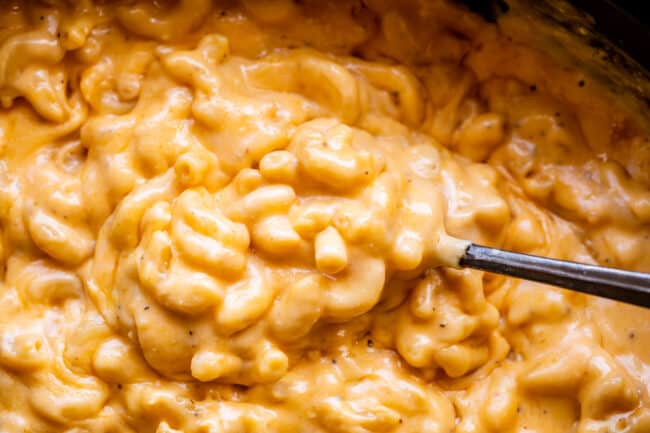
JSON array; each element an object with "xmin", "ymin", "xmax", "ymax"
[{"xmin": 1, "ymin": 1, "xmax": 649, "ymax": 432}]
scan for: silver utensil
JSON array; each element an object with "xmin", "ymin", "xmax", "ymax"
[{"xmin": 457, "ymin": 244, "xmax": 650, "ymax": 308}]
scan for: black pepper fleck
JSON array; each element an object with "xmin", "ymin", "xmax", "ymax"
[
  {"xmin": 390, "ymin": 91, "xmax": 401, "ymax": 105},
  {"xmin": 529, "ymin": 84, "xmax": 537, "ymax": 92},
  {"xmin": 439, "ymin": 323, "xmax": 446, "ymax": 328},
  {"xmin": 144, "ymin": 305, "xmax": 150, "ymax": 310},
  {"xmin": 117, "ymin": 384, "xmax": 122, "ymax": 389},
  {"xmin": 578, "ymin": 80, "xmax": 585, "ymax": 87},
  {"xmin": 189, "ymin": 330, "xmax": 194, "ymax": 336},
  {"xmin": 367, "ymin": 339, "xmax": 374, "ymax": 347},
  {"xmin": 629, "ymin": 332, "xmax": 635, "ymax": 339}
]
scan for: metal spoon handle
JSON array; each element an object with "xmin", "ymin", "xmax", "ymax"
[{"xmin": 459, "ymin": 244, "xmax": 650, "ymax": 308}]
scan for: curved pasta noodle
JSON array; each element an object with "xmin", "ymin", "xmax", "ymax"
[
  {"xmin": 323, "ymin": 249, "xmax": 385, "ymax": 321},
  {"xmin": 375, "ymin": 270, "xmax": 503, "ymax": 378},
  {"xmin": 288, "ymin": 118, "xmax": 383, "ymax": 191},
  {"xmin": 0, "ymin": 27, "xmax": 69, "ymax": 121},
  {"xmin": 519, "ymin": 335, "xmax": 644, "ymax": 432},
  {"xmin": 80, "ymin": 84, "xmax": 195, "ymax": 229},
  {"xmin": 81, "ymin": 45, "xmax": 154, "ymax": 114},
  {"xmin": 246, "ymin": 50, "xmax": 361, "ymax": 124},
  {"xmin": 116, "ymin": 0, "xmax": 212, "ymax": 41},
  {"xmin": 12, "ymin": 143, "xmax": 94, "ymax": 265},
  {"xmin": 264, "ymin": 346, "xmax": 455, "ymax": 433},
  {"xmin": 348, "ymin": 60, "xmax": 425, "ymax": 126}
]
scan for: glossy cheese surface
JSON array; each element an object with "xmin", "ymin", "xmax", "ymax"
[{"xmin": 0, "ymin": 1, "xmax": 649, "ymax": 433}]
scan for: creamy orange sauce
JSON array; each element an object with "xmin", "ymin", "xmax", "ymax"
[{"xmin": 0, "ymin": 1, "xmax": 649, "ymax": 433}]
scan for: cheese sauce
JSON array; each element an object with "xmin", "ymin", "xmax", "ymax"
[{"xmin": 0, "ymin": 1, "xmax": 649, "ymax": 432}]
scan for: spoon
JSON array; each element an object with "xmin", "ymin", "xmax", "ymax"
[{"xmin": 446, "ymin": 241, "xmax": 650, "ymax": 308}]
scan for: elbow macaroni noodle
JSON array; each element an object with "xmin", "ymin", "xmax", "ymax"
[{"xmin": 1, "ymin": 1, "xmax": 649, "ymax": 432}]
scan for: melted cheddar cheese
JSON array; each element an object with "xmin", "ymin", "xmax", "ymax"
[{"xmin": 1, "ymin": 1, "xmax": 649, "ymax": 433}]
